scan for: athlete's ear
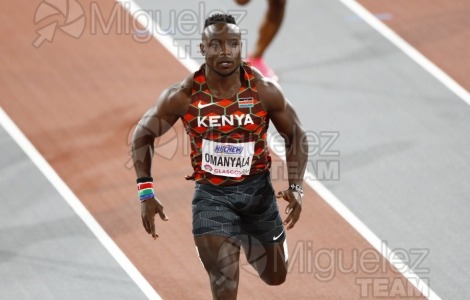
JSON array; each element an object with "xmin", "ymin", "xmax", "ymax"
[{"xmin": 200, "ymin": 43, "xmax": 205, "ymax": 56}]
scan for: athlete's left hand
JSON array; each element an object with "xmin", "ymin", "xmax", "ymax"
[{"xmin": 276, "ymin": 190, "xmax": 302, "ymax": 230}]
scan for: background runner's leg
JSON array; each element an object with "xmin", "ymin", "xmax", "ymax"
[{"xmin": 195, "ymin": 235, "xmax": 241, "ymax": 300}]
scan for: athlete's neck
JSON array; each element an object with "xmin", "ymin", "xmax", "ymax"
[{"xmin": 205, "ymin": 64, "xmax": 242, "ymax": 99}]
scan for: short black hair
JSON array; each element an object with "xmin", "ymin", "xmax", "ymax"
[{"xmin": 204, "ymin": 14, "xmax": 237, "ymax": 29}]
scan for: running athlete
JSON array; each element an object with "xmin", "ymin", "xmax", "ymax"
[{"xmin": 132, "ymin": 14, "xmax": 307, "ymax": 300}]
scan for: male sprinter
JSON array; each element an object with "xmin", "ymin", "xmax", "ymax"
[{"xmin": 132, "ymin": 14, "xmax": 308, "ymax": 299}]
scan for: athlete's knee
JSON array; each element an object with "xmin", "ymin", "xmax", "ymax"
[
  {"xmin": 205, "ymin": 243, "xmax": 240, "ymax": 299},
  {"xmin": 198, "ymin": 249, "xmax": 239, "ymax": 279},
  {"xmin": 260, "ymin": 269, "xmax": 287, "ymax": 286},
  {"xmin": 269, "ymin": 0, "xmax": 286, "ymax": 8},
  {"xmin": 266, "ymin": 0, "xmax": 286, "ymax": 22},
  {"xmin": 235, "ymin": 0, "xmax": 250, "ymax": 5},
  {"xmin": 195, "ymin": 236, "xmax": 241, "ymax": 281}
]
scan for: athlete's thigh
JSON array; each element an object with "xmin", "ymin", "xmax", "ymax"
[
  {"xmin": 261, "ymin": 240, "xmax": 288, "ymax": 275},
  {"xmin": 192, "ymin": 183, "xmax": 241, "ymax": 238},
  {"xmin": 240, "ymin": 175, "xmax": 285, "ymax": 245},
  {"xmin": 237, "ymin": 175, "xmax": 287, "ymax": 281},
  {"xmin": 195, "ymin": 235, "xmax": 241, "ymax": 269},
  {"xmin": 192, "ymin": 184, "xmax": 243, "ymax": 271}
]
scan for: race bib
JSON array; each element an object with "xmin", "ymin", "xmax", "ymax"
[{"xmin": 201, "ymin": 139, "xmax": 255, "ymax": 177}]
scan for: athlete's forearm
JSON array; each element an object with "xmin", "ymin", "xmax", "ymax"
[
  {"xmin": 132, "ymin": 126, "xmax": 155, "ymax": 178},
  {"xmin": 285, "ymin": 125, "xmax": 308, "ymax": 186}
]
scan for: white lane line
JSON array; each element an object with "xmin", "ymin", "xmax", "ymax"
[
  {"xmin": 339, "ymin": 0, "xmax": 470, "ymax": 107},
  {"xmin": 302, "ymin": 173, "xmax": 440, "ymax": 300},
  {"xmin": 0, "ymin": 107, "xmax": 162, "ymax": 300},
  {"xmin": 116, "ymin": 0, "xmax": 200, "ymax": 73},
  {"xmin": 117, "ymin": 1, "xmax": 440, "ymax": 299},
  {"xmin": 270, "ymin": 145, "xmax": 439, "ymax": 300}
]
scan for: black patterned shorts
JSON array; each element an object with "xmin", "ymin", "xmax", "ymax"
[{"xmin": 192, "ymin": 171, "xmax": 285, "ymax": 244}]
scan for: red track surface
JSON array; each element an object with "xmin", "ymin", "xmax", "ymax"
[{"xmin": 358, "ymin": 0, "xmax": 470, "ymax": 92}]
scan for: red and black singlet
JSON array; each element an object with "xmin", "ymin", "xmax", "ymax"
[{"xmin": 181, "ymin": 62, "xmax": 271, "ymax": 185}]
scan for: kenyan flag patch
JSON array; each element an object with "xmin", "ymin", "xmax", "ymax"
[{"xmin": 238, "ymin": 97, "xmax": 254, "ymax": 108}]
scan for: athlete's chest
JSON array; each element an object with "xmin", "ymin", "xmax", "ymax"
[{"xmin": 184, "ymin": 92, "xmax": 266, "ymax": 134}]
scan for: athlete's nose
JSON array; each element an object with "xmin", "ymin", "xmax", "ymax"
[{"xmin": 220, "ymin": 42, "xmax": 232, "ymax": 56}]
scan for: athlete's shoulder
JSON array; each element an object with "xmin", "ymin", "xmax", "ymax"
[
  {"xmin": 164, "ymin": 75, "xmax": 193, "ymax": 101},
  {"xmin": 249, "ymin": 66, "xmax": 285, "ymax": 112},
  {"xmin": 248, "ymin": 65, "xmax": 281, "ymax": 92},
  {"xmin": 158, "ymin": 74, "xmax": 193, "ymax": 116}
]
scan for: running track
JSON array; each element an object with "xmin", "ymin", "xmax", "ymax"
[{"xmin": 1, "ymin": 0, "xmax": 469, "ymax": 299}]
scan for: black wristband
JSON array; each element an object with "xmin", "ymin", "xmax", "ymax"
[{"xmin": 136, "ymin": 176, "xmax": 153, "ymax": 184}]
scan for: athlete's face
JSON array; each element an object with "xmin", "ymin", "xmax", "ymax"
[{"xmin": 200, "ymin": 23, "xmax": 242, "ymax": 76}]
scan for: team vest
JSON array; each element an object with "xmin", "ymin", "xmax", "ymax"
[{"xmin": 181, "ymin": 62, "xmax": 271, "ymax": 185}]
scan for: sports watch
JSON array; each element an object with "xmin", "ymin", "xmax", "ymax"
[{"xmin": 289, "ymin": 184, "xmax": 304, "ymax": 199}]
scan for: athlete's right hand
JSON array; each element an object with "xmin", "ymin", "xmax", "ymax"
[{"xmin": 141, "ymin": 197, "xmax": 169, "ymax": 240}]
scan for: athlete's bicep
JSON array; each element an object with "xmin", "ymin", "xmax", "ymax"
[
  {"xmin": 139, "ymin": 104, "xmax": 178, "ymax": 138},
  {"xmin": 259, "ymin": 80, "xmax": 302, "ymax": 140},
  {"xmin": 137, "ymin": 85, "xmax": 187, "ymax": 138},
  {"xmin": 269, "ymin": 100, "xmax": 303, "ymax": 142}
]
